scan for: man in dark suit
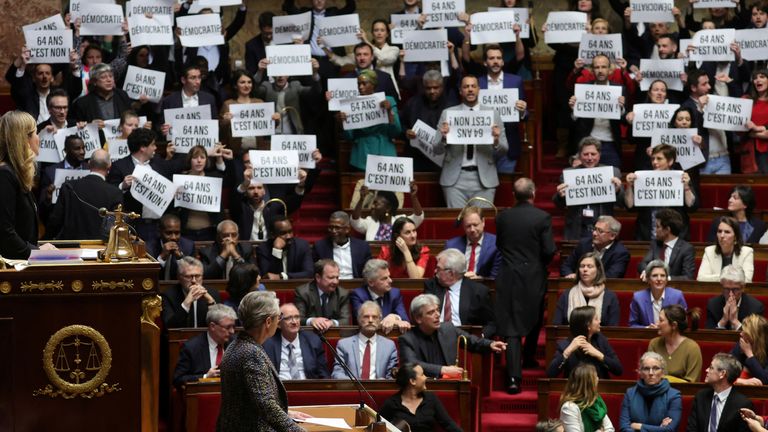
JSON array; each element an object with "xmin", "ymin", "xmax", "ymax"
[
  {"xmin": 707, "ymin": 265, "xmax": 766, "ymax": 330},
  {"xmin": 349, "ymin": 259, "xmax": 410, "ymax": 332},
  {"xmin": 686, "ymin": 353, "xmax": 753, "ymax": 432},
  {"xmin": 399, "ymin": 294, "xmax": 506, "ymax": 379},
  {"xmin": 182, "ymin": 5, "xmax": 246, "ymax": 88},
  {"xmin": 343, "ymin": 43, "xmax": 398, "ymax": 100},
  {"xmin": 47, "ymin": 149, "xmax": 123, "ymax": 240},
  {"xmin": 70, "ymin": 63, "xmax": 144, "ymax": 124},
  {"xmin": 161, "ymin": 257, "xmax": 222, "ymax": 328},
  {"xmin": 38, "ymin": 134, "xmax": 88, "ymax": 225},
  {"xmin": 257, "ymin": 216, "xmax": 314, "ymax": 280},
  {"xmin": 36, "ymin": 88, "xmax": 75, "ymax": 133},
  {"xmin": 198, "ymin": 220, "xmax": 258, "ymax": 280},
  {"xmin": 444, "ymin": 206, "xmax": 501, "ymax": 278},
  {"xmin": 313, "ymin": 212, "xmax": 372, "ymax": 279},
  {"xmin": 244, "ymin": 12, "xmax": 274, "ymax": 79},
  {"xmin": 158, "ymin": 64, "xmax": 219, "ymax": 136},
  {"xmin": 173, "ymin": 304, "xmax": 237, "ymax": 386},
  {"xmin": 6, "ymin": 54, "xmax": 81, "ymax": 123},
  {"xmin": 424, "ymin": 249, "xmax": 495, "ymax": 337},
  {"xmin": 560, "ymin": 215, "xmax": 630, "ymax": 279},
  {"xmin": 262, "ymin": 303, "xmax": 330, "ymax": 379},
  {"xmin": 294, "ymin": 259, "xmax": 351, "ymax": 331},
  {"xmin": 495, "ymin": 177, "xmax": 556, "ymax": 394},
  {"xmin": 332, "ymin": 301, "xmax": 398, "ymax": 379},
  {"xmin": 146, "ymin": 214, "xmax": 195, "ymax": 281},
  {"xmin": 638, "ymin": 208, "xmax": 696, "ymax": 281}
]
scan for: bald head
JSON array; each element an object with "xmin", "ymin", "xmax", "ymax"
[
  {"xmin": 89, "ymin": 149, "xmax": 111, "ymax": 172},
  {"xmin": 513, "ymin": 177, "xmax": 535, "ymax": 202}
]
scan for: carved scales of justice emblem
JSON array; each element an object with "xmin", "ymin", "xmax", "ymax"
[{"xmin": 33, "ymin": 325, "xmax": 121, "ymax": 399}]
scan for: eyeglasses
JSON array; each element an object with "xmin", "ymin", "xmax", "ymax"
[
  {"xmin": 593, "ymin": 227, "xmax": 610, "ymax": 235},
  {"xmin": 212, "ymin": 322, "xmax": 235, "ymax": 331},
  {"xmin": 723, "ymin": 287, "xmax": 742, "ymax": 293},
  {"xmin": 180, "ymin": 273, "xmax": 203, "ymax": 280},
  {"xmin": 640, "ymin": 366, "xmax": 663, "ymax": 373}
]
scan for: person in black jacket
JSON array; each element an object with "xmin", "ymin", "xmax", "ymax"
[
  {"xmin": 707, "ymin": 265, "xmax": 765, "ymax": 330},
  {"xmin": 70, "ymin": 63, "xmax": 147, "ymax": 125},
  {"xmin": 707, "ymin": 185, "xmax": 767, "ymax": 244},
  {"xmin": 173, "ymin": 304, "xmax": 237, "ymax": 386},
  {"xmin": 161, "ymin": 256, "xmax": 221, "ymax": 328},
  {"xmin": 686, "ymin": 353, "xmax": 754, "ymax": 432},
  {"xmin": 560, "ymin": 215, "xmax": 630, "ymax": 279}
]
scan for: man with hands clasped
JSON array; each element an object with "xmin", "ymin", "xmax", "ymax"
[
  {"xmin": 162, "ymin": 256, "xmax": 221, "ymax": 328},
  {"xmin": 199, "ymin": 220, "xmax": 258, "ymax": 280},
  {"xmin": 706, "ymin": 265, "xmax": 765, "ymax": 330}
]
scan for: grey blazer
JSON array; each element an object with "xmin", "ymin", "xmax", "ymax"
[
  {"xmin": 254, "ymin": 80, "xmax": 320, "ymax": 134},
  {"xmin": 331, "ymin": 334, "xmax": 398, "ymax": 379}
]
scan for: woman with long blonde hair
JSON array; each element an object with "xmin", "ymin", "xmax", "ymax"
[
  {"xmin": 733, "ymin": 314, "xmax": 768, "ymax": 385},
  {"xmin": 560, "ymin": 363, "xmax": 614, "ymax": 432}
]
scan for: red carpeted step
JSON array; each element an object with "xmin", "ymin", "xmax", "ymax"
[
  {"xmin": 482, "ymin": 389, "xmax": 539, "ymax": 413},
  {"xmin": 481, "ymin": 412, "xmax": 539, "ymax": 432}
]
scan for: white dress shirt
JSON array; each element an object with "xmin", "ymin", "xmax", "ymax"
[
  {"xmin": 279, "ymin": 336, "xmax": 306, "ymax": 380},
  {"xmin": 333, "ymin": 240, "xmax": 354, "ymax": 279},
  {"xmin": 181, "ymin": 91, "xmax": 199, "ymax": 108}
]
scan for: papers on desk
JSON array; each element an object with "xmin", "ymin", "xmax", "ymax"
[
  {"xmin": 293, "ymin": 417, "xmax": 352, "ymax": 430},
  {"xmin": 28, "ymin": 249, "xmax": 83, "ymax": 264}
]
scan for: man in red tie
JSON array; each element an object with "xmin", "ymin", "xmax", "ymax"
[
  {"xmin": 444, "ymin": 206, "xmax": 501, "ymax": 278},
  {"xmin": 173, "ymin": 304, "xmax": 237, "ymax": 387},
  {"xmin": 331, "ymin": 301, "xmax": 398, "ymax": 379}
]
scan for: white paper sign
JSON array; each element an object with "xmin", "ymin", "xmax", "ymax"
[
  {"xmin": 446, "ymin": 110, "xmax": 494, "ymax": 145},
  {"xmin": 633, "ymin": 170, "xmax": 684, "ymax": 207},
  {"xmin": 735, "ymin": 29, "xmax": 768, "ymax": 61},
  {"xmin": 122, "ymin": 65, "xmax": 165, "ymax": 102},
  {"xmin": 266, "ymin": 44, "xmax": 312, "ymax": 77},
  {"xmin": 479, "ymin": 89, "xmax": 520, "ymax": 122},
  {"xmin": 403, "ymin": 29, "xmax": 449, "ymax": 62},
  {"xmin": 199, "ymin": 0, "xmax": 242, "ymax": 6},
  {"xmin": 544, "ymin": 12, "xmax": 588, "ymax": 44},
  {"xmin": 55, "ymin": 124, "xmax": 101, "ymax": 159},
  {"xmin": 188, "ymin": 2, "xmax": 219, "ymax": 14},
  {"xmin": 103, "ymin": 116, "xmax": 148, "ymax": 142},
  {"xmin": 573, "ymin": 84, "xmax": 622, "ymax": 120},
  {"xmin": 390, "ymin": 14, "xmax": 420, "ymax": 44},
  {"xmin": 271, "ymin": 135, "xmax": 317, "ymax": 169},
  {"xmin": 109, "ymin": 138, "xmax": 131, "ymax": 162},
  {"xmin": 629, "ymin": 0, "xmax": 674, "ymax": 23},
  {"xmin": 487, "ymin": 7, "xmax": 529, "ymax": 39},
  {"xmin": 316, "ymin": 14, "xmax": 360, "ymax": 48},
  {"xmin": 79, "ymin": 3, "xmax": 125, "ymax": 36},
  {"xmin": 52, "ymin": 169, "xmax": 90, "ymax": 204},
  {"xmin": 679, "ymin": 39, "xmax": 691, "ymax": 58},
  {"xmin": 23, "ymin": 29, "xmax": 73, "ymax": 64},
  {"xmin": 423, "ymin": 0, "xmax": 465, "ymax": 28},
  {"xmin": 340, "ymin": 93, "xmax": 388, "ymax": 130},
  {"xmin": 578, "ymin": 34, "xmax": 623, "ymax": 64},
  {"xmin": 171, "ymin": 119, "xmax": 219, "ymax": 153},
  {"xmin": 128, "ymin": 12, "xmax": 174, "ymax": 46},
  {"xmin": 248, "ymin": 150, "xmax": 300, "ymax": 184},
  {"xmin": 689, "ymin": 29, "xmax": 735, "ymax": 62},
  {"xmin": 693, "ymin": 0, "xmax": 736, "ymax": 8},
  {"xmin": 23, "ymin": 14, "xmax": 65, "ymax": 32},
  {"xmin": 364, "ymin": 155, "xmax": 413, "ymax": 193},
  {"xmin": 131, "ymin": 164, "xmax": 175, "ymax": 216},
  {"xmin": 229, "ymin": 103, "xmax": 275, "ymax": 137},
  {"xmin": 163, "ymin": 105, "xmax": 211, "ymax": 138},
  {"xmin": 37, "ymin": 130, "xmax": 62, "ymax": 163},
  {"xmin": 126, "ymin": 0, "xmax": 174, "ymax": 18},
  {"xmin": 176, "ymin": 14, "xmax": 224, "ymax": 47},
  {"xmin": 632, "ymin": 103, "xmax": 680, "ymax": 137},
  {"xmin": 703, "ymin": 95, "xmax": 752, "ymax": 132},
  {"xmin": 327, "ymin": 78, "xmax": 359, "ymax": 111},
  {"xmin": 562, "ymin": 166, "xmax": 616, "ymax": 206},
  {"xmin": 650, "ymin": 128, "xmax": 705, "ymax": 170},
  {"xmin": 639, "ymin": 58, "xmax": 685, "ymax": 91},
  {"xmin": 70, "ymin": 0, "xmax": 116, "ymax": 20},
  {"xmin": 173, "ymin": 175, "xmax": 223, "ymax": 212},
  {"xmin": 470, "ymin": 11, "xmax": 519, "ymax": 45},
  {"xmin": 410, "ymin": 120, "xmax": 445, "ymax": 166},
  {"xmin": 272, "ymin": 12, "xmax": 311, "ymax": 45}
]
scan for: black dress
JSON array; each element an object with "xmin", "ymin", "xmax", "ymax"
[
  {"xmin": 0, "ymin": 165, "xmax": 38, "ymax": 258},
  {"xmin": 379, "ymin": 392, "xmax": 462, "ymax": 432}
]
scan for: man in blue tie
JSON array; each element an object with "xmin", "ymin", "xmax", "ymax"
[{"xmin": 686, "ymin": 353, "xmax": 753, "ymax": 432}]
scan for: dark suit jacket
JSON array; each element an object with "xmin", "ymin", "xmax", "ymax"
[
  {"xmin": 47, "ymin": 174, "xmax": 123, "ymax": 240},
  {"xmin": 157, "ymin": 90, "xmax": 219, "ymax": 126},
  {"xmin": 312, "ymin": 237, "xmax": 372, "ymax": 279},
  {"xmin": 146, "ymin": 236, "xmax": 195, "ymax": 281},
  {"xmin": 161, "ymin": 283, "xmax": 222, "ymax": 328},
  {"xmin": 638, "ymin": 238, "xmax": 697, "ymax": 280},
  {"xmin": 552, "ymin": 287, "xmax": 621, "ymax": 327},
  {"xmin": 244, "ymin": 33, "xmax": 269, "ymax": 77},
  {"xmin": 173, "ymin": 332, "xmax": 220, "ymax": 386},
  {"xmin": 256, "ymin": 238, "xmax": 314, "ymax": 279},
  {"xmin": 398, "ymin": 323, "xmax": 492, "ymax": 378},
  {"xmin": 294, "ymin": 281, "xmax": 351, "ymax": 326},
  {"xmin": 70, "ymin": 88, "xmax": 137, "ymax": 123},
  {"xmin": 423, "ymin": 277, "xmax": 495, "ymax": 336},
  {"xmin": 182, "ymin": 7, "xmax": 245, "ymax": 86},
  {"xmin": 261, "ymin": 331, "xmax": 330, "ymax": 379},
  {"xmin": 686, "ymin": 386, "xmax": 753, "ymax": 432},
  {"xmin": 198, "ymin": 242, "xmax": 258, "ymax": 280},
  {"xmin": 546, "ymin": 333, "xmax": 623, "ymax": 378},
  {"xmin": 0, "ymin": 165, "xmax": 38, "ymax": 259},
  {"xmin": 706, "ymin": 293, "xmax": 766, "ymax": 330},
  {"xmin": 444, "ymin": 233, "xmax": 501, "ymax": 278},
  {"xmin": 349, "ymin": 285, "xmax": 408, "ymax": 323},
  {"xmin": 106, "ymin": 154, "xmax": 183, "ymax": 216},
  {"xmin": 559, "ymin": 237, "xmax": 630, "ymax": 279},
  {"xmin": 553, "ymin": 165, "xmax": 623, "ymax": 240},
  {"xmin": 5, "ymin": 64, "xmax": 82, "ymax": 120}
]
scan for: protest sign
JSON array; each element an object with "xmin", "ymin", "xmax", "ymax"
[
  {"xmin": 423, "ymin": 0, "xmax": 465, "ymax": 28},
  {"xmin": 248, "ymin": 150, "xmax": 300, "ymax": 184},
  {"xmin": 573, "ymin": 84, "xmax": 622, "ymax": 120},
  {"xmin": 109, "ymin": 138, "xmax": 130, "ymax": 162},
  {"xmin": 689, "ymin": 29, "xmax": 735, "ymax": 62},
  {"xmin": 327, "ymin": 78, "xmax": 359, "ymax": 111},
  {"xmin": 316, "ymin": 14, "xmax": 360, "ymax": 48},
  {"xmin": 79, "ymin": 3, "xmax": 124, "ymax": 36},
  {"xmin": 562, "ymin": 166, "xmax": 617, "ymax": 206},
  {"xmin": 479, "ymin": 89, "xmax": 520, "ymax": 122},
  {"xmin": 55, "ymin": 124, "xmax": 101, "ymax": 159},
  {"xmin": 629, "ymin": 0, "xmax": 674, "ymax": 23},
  {"xmin": 364, "ymin": 155, "xmax": 413, "ymax": 193},
  {"xmin": 703, "ymin": 95, "xmax": 752, "ymax": 132},
  {"xmin": 171, "ymin": 119, "xmax": 219, "ymax": 153},
  {"xmin": 272, "ymin": 12, "xmax": 311, "ymax": 45},
  {"xmin": 693, "ymin": 0, "xmax": 736, "ymax": 8},
  {"xmin": 52, "ymin": 169, "xmax": 90, "ymax": 204},
  {"xmin": 37, "ymin": 129, "xmax": 62, "ymax": 163},
  {"xmin": 188, "ymin": 2, "xmax": 219, "ymax": 14},
  {"xmin": 163, "ymin": 105, "xmax": 211, "ymax": 138},
  {"xmin": 271, "ymin": 135, "xmax": 317, "ymax": 169},
  {"xmin": 403, "ymin": 29, "xmax": 449, "ymax": 62},
  {"xmin": 229, "ymin": 103, "xmax": 275, "ymax": 137},
  {"xmin": 390, "ymin": 14, "xmax": 420, "ymax": 44},
  {"xmin": 266, "ymin": 44, "xmax": 312, "ymax": 77},
  {"xmin": 631, "ymin": 103, "xmax": 680, "ymax": 138},
  {"xmin": 103, "ymin": 116, "xmax": 147, "ymax": 141},
  {"xmin": 199, "ymin": 0, "xmax": 241, "ymax": 6},
  {"xmin": 127, "ymin": 12, "xmax": 173, "ymax": 46},
  {"xmin": 176, "ymin": 14, "xmax": 224, "ymax": 47},
  {"xmin": 339, "ymin": 93, "xmax": 388, "ymax": 130},
  {"xmin": 126, "ymin": 0, "xmax": 174, "ymax": 18},
  {"xmin": 639, "ymin": 58, "xmax": 685, "ymax": 91},
  {"xmin": 469, "ymin": 11, "xmax": 519, "ymax": 45},
  {"xmin": 173, "ymin": 174, "xmax": 223, "ymax": 212},
  {"xmin": 487, "ymin": 7, "xmax": 529, "ymax": 38},
  {"xmin": 122, "ymin": 65, "xmax": 165, "ymax": 102},
  {"xmin": 633, "ymin": 170, "xmax": 684, "ymax": 207},
  {"xmin": 131, "ymin": 164, "xmax": 175, "ymax": 216},
  {"xmin": 735, "ymin": 28, "xmax": 768, "ymax": 61},
  {"xmin": 544, "ymin": 12, "xmax": 588, "ymax": 44},
  {"xmin": 446, "ymin": 110, "xmax": 495, "ymax": 145},
  {"xmin": 578, "ymin": 33, "xmax": 623, "ymax": 64},
  {"xmin": 23, "ymin": 14, "xmax": 65, "ymax": 32},
  {"xmin": 70, "ymin": 0, "xmax": 115, "ymax": 21},
  {"xmin": 410, "ymin": 120, "xmax": 445, "ymax": 166},
  {"xmin": 23, "ymin": 29, "xmax": 72, "ymax": 64},
  {"xmin": 650, "ymin": 128, "xmax": 705, "ymax": 170}
]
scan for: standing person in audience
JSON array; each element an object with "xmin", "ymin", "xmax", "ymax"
[
  {"xmin": 647, "ymin": 304, "xmax": 702, "ymax": 383},
  {"xmin": 637, "ymin": 208, "xmax": 697, "ymax": 281},
  {"xmin": 199, "ymin": 220, "xmax": 258, "ymax": 280},
  {"xmin": 444, "ymin": 206, "xmax": 501, "ymax": 279},
  {"xmin": 350, "ymin": 259, "xmax": 410, "ymax": 332},
  {"xmin": 38, "ymin": 134, "xmax": 88, "ymax": 225},
  {"xmin": 351, "ymin": 184, "xmax": 423, "ymax": 241},
  {"xmin": 313, "ymin": 211, "xmax": 372, "ymax": 279},
  {"xmin": 219, "ymin": 69, "xmax": 265, "ymax": 155},
  {"xmin": 681, "ymin": 69, "xmax": 730, "ymax": 176},
  {"xmin": 71, "ymin": 63, "xmax": 146, "ymax": 125},
  {"xmin": 698, "ymin": 217, "xmax": 754, "ymax": 282},
  {"xmin": 294, "ymin": 259, "xmax": 351, "ymax": 331},
  {"xmin": 686, "ymin": 353, "xmax": 754, "ymax": 432},
  {"xmin": 436, "ymin": 75, "xmax": 508, "ymax": 208},
  {"xmin": 332, "ymin": 301, "xmax": 398, "ymax": 379},
  {"xmin": 37, "ymin": 89, "xmax": 75, "ymax": 133},
  {"xmin": 256, "ymin": 216, "xmax": 314, "ymax": 280},
  {"xmin": 176, "ymin": 145, "xmax": 230, "ymax": 242},
  {"xmin": 223, "ymin": 263, "xmax": 265, "ymax": 311},
  {"xmin": 560, "ymin": 215, "xmax": 630, "ymax": 279},
  {"xmin": 743, "ymin": 69, "xmax": 768, "ymax": 173},
  {"xmin": 625, "ymin": 80, "xmax": 671, "ymax": 170},
  {"xmin": 629, "ymin": 260, "xmax": 688, "ymax": 328},
  {"xmin": 244, "ymin": 12, "xmax": 274, "ymax": 80},
  {"xmin": 253, "ymin": 58, "xmax": 322, "ymax": 135},
  {"xmin": 262, "ymin": 302, "xmax": 330, "ymax": 380},
  {"xmin": 554, "ymin": 137, "xmax": 624, "ymax": 241},
  {"xmin": 707, "ymin": 265, "xmax": 765, "ymax": 330},
  {"xmin": 708, "ymin": 186, "xmax": 767, "ymax": 244},
  {"xmin": 619, "ymin": 352, "xmax": 682, "ymax": 432},
  {"xmin": 161, "ymin": 256, "xmax": 221, "ymax": 328},
  {"xmin": 158, "ymin": 64, "xmax": 219, "ymax": 137},
  {"xmin": 342, "ymin": 43, "xmax": 398, "ymax": 100},
  {"xmin": 360, "ymin": 19, "xmax": 401, "ymax": 98},
  {"xmin": 173, "ymin": 304, "xmax": 237, "ymax": 386},
  {"xmin": 547, "ymin": 305, "xmax": 623, "ymax": 379},
  {"xmin": 378, "ymin": 217, "xmax": 436, "ymax": 279},
  {"xmin": 731, "ymin": 314, "xmax": 768, "ymax": 385},
  {"xmin": 148, "ymin": 214, "xmax": 195, "ymax": 281},
  {"xmin": 559, "ymin": 363, "xmax": 615, "ymax": 432},
  {"xmin": 554, "ymin": 252, "xmax": 620, "ymax": 326}
]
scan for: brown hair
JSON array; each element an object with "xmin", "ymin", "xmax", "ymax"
[{"xmin": 560, "ymin": 363, "xmax": 599, "ymax": 410}]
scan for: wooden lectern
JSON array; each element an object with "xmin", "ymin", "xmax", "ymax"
[{"xmin": 0, "ymin": 254, "xmax": 161, "ymax": 431}]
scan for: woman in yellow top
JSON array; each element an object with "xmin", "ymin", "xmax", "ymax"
[{"xmin": 647, "ymin": 304, "xmax": 703, "ymax": 382}]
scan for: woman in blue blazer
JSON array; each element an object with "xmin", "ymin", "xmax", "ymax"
[
  {"xmin": 629, "ymin": 260, "xmax": 688, "ymax": 328},
  {"xmin": 619, "ymin": 351, "xmax": 682, "ymax": 432}
]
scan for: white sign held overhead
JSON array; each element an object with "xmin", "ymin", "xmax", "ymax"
[
  {"xmin": 422, "ymin": 0, "xmax": 465, "ymax": 28},
  {"xmin": 390, "ymin": 14, "xmax": 420, "ymax": 44},
  {"xmin": 639, "ymin": 58, "xmax": 685, "ymax": 91},
  {"xmin": 171, "ymin": 119, "xmax": 219, "ymax": 153},
  {"xmin": 689, "ymin": 29, "xmax": 735, "ymax": 62},
  {"xmin": 703, "ymin": 95, "xmax": 753, "ymax": 132},
  {"xmin": 123, "ymin": 65, "xmax": 166, "ymax": 102},
  {"xmin": 131, "ymin": 164, "xmax": 175, "ymax": 216},
  {"xmin": 248, "ymin": 150, "xmax": 300, "ymax": 184},
  {"xmin": 446, "ymin": 110, "xmax": 495, "ymax": 145},
  {"xmin": 55, "ymin": 124, "xmax": 101, "ymax": 159},
  {"xmin": 469, "ymin": 11, "xmax": 519, "ymax": 45},
  {"xmin": 487, "ymin": 7, "xmax": 529, "ymax": 38},
  {"xmin": 173, "ymin": 175, "xmax": 223, "ymax": 212},
  {"xmin": 109, "ymin": 139, "xmax": 131, "ymax": 162},
  {"xmin": 410, "ymin": 120, "xmax": 445, "ymax": 166},
  {"xmin": 573, "ymin": 84, "xmax": 623, "ymax": 120},
  {"xmin": 631, "ymin": 103, "xmax": 680, "ymax": 138},
  {"xmin": 633, "ymin": 170, "xmax": 685, "ymax": 207},
  {"xmin": 364, "ymin": 155, "xmax": 413, "ymax": 193},
  {"xmin": 176, "ymin": 14, "xmax": 224, "ymax": 47},
  {"xmin": 199, "ymin": 0, "xmax": 242, "ymax": 6},
  {"xmin": 79, "ymin": 3, "xmax": 125, "ymax": 36},
  {"xmin": 271, "ymin": 135, "xmax": 317, "ymax": 169},
  {"xmin": 316, "ymin": 14, "xmax": 361, "ymax": 48},
  {"xmin": 52, "ymin": 169, "xmax": 90, "ymax": 204},
  {"xmin": 578, "ymin": 33, "xmax": 623, "ymax": 64},
  {"xmin": 650, "ymin": 128, "xmax": 705, "ymax": 170},
  {"xmin": 103, "ymin": 116, "xmax": 147, "ymax": 141},
  {"xmin": 339, "ymin": 93, "xmax": 389, "ymax": 130},
  {"xmin": 22, "ymin": 14, "xmax": 65, "ymax": 32},
  {"xmin": 266, "ymin": 44, "xmax": 313, "ymax": 77},
  {"xmin": 479, "ymin": 89, "xmax": 520, "ymax": 122},
  {"xmin": 272, "ymin": 12, "xmax": 311, "ymax": 45},
  {"xmin": 403, "ymin": 29, "xmax": 449, "ymax": 62},
  {"xmin": 693, "ymin": 0, "xmax": 736, "ymax": 8},
  {"xmin": 228, "ymin": 103, "xmax": 275, "ymax": 138},
  {"xmin": 327, "ymin": 78, "xmax": 359, "ymax": 111},
  {"xmin": 735, "ymin": 29, "xmax": 768, "ymax": 61},
  {"xmin": 629, "ymin": 0, "xmax": 674, "ymax": 23},
  {"xmin": 562, "ymin": 166, "xmax": 617, "ymax": 206},
  {"xmin": 128, "ymin": 13, "xmax": 174, "ymax": 46},
  {"xmin": 23, "ymin": 29, "xmax": 73, "ymax": 64},
  {"xmin": 544, "ymin": 12, "xmax": 588, "ymax": 44},
  {"xmin": 126, "ymin": 0, "xmax": 175, "ymax": 18},
  {"xmin": 37, "ymin": 130, "xmax": 62, "ymax": 163}
]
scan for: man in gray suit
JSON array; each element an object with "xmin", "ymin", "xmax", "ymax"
[
  {"xmin": 435, "ymin": 75, "xmax": 508, "ymax": 208},
  {"xmin": 332, "ymin": 301, "xmax": 398, "ymax": 379},
  {"xmin": 254, "ymin": 57, "xmax": 322, "ymax": 134}
]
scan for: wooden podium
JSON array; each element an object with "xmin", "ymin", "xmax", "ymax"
[
  {"xmin": 0, "ymin": 254, "xmax": 161, "ymax": 431},
  {"xmin": 290, "ymin": 404, "xmax": 400, "ymax": 431}
]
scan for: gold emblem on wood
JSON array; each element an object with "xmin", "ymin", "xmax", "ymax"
[
  {"xmin": 141, "ymin": 278, "xmax": 154, "ymax": 291},
  {"xmin": 20, "ymin": 281, "xmax": 63, "ymax": 292},
  {"xmin": 71, "ymin": 280, "xmax": 83, "ymax": 292},
  {"xmin": 91, "ymin": 279, "xmax": 134, "ymax": 291},
  {"xmin": 0, "ymin": 281, "xmax": 10, "ymax": 294}
]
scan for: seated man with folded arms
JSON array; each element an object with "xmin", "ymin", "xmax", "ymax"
[
  {"xmin": 173, "ymin": 304, "xmax": 237, "ymax": 386},
  {"xmin": 707, "ymin": 265, "xmax": 765, "ymax": 330},
  {"xmin": 294, "ymin": 259, "xmax": 351, "ymax": 332},
  {"xmin": 332, "ymin": 301, "xmax": 398, "ymax": 379},
  {"xmin": 162, "ymin": 256, "xmax": 221, "ymax": 328},
  {"xmin": 349, "ymin": 259, "xmax": 411, "ymax": 333},
  {"xmin": 560, "ymin": 215, "xmax": 629, "ymax": 279},
  {"xmin": 262, "ymin": 303, "xmax": 330, "ymax": 379},
  {"xmin": 637, "ymin": 208, "xmax": 696, "ymax": 281}
]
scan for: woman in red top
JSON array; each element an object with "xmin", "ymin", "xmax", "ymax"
[
  {"xmin": 378, "ymin": 217, "xmax": 436, "ymax": 279},
  {"xmin": 744, "ymin": 69, "xmax": 768, "ymax": 173}
]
